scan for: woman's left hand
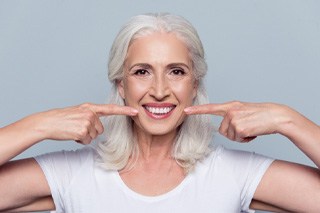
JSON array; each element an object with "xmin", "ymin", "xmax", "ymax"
[
  {"xmin": 184, "ymin": 101, "xmax": 294, "ymax": 142},
  {"xmin": 185, "ymin": 101, "xmax": 320, "ymax": 212}
]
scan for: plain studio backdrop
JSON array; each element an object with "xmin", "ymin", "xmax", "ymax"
[{"xmin": 0, "ymin": 1, "xmax": 319, "ymax": 213}]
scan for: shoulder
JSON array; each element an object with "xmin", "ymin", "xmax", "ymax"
[
  {"xmin": 36, "ymin": 144, "xmax": 97, "ymax": 159},
  {"xmin": 206, "ymin": 145, "xmax": 273, "ymax": 163},
  {"xmin": 199, "ymin": 145, "xmax": 274, "ymax": 177},
  {"xmin": 33, "ymin": 145, "xmax": 99, "ymax": 211},
  {"xmin": 194, "ymin": 145, "xmax": 274, "ymax": 211},
  {"xmin": 34, "ymin": 145, "xmax": 98, "ymax": 174}
]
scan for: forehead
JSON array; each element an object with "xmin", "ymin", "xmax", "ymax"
[{"xmin": 125, "ymin": 32, "xmax": 191, "ymax": 66}]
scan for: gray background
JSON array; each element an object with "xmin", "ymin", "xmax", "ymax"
[{"xmin": 0, "ymin": 0, "xmax": 319, "ymax": 212}]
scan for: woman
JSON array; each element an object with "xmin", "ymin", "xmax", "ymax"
[{"xmin": 0, "ymin": 13, "xmax": 320, "ymax": 212}]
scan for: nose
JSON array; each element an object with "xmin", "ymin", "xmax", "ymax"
[{"xmin": 149, "ymin": 74, "xmax": 170, "ymax": 101}]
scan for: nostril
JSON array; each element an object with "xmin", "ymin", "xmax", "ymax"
[{"xmin": 148, "ymin": 77, "xmax": 171, "ymax": 100}]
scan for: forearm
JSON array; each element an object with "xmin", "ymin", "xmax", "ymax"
[
  {"xmin": 250, "ymin": 199, "xmax": 288, "ymax": 213},
  {"xmin": 0, "ymin": 103, "xmax": 116, "ymax": 165},
  {"xmin": 278, "ymin": 106, "xmax": 320, "ymax": 168},
  {"xmin": 0, "ymin": 114, "xmax": 45, "ymax": 166},
  {"xmin": 2, "ymin": 196, "xmax": 55, "ymax": 213}
]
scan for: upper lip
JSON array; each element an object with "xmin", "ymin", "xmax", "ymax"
[{"xmin": 142, "ymin": 103, "xmax": 176, "ymax": 107}]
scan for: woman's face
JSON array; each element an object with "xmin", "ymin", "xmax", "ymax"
[{"xmin": 118, "ymin": 32, "xmax": 197, "ymax": 136}]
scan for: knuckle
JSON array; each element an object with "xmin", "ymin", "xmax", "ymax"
[
  {"xmin": 79, "ymin": 102, "xmax": 93, "ymax": 109},
  {"xmin": 232, "ymin": 101, "xmax": 243, "ymax": 107},
  {"xmin": 78, "ymin": 127, "xmax": 88, "ymax": 138},
  {"xmin": 82, "ymin": 139, "xmax": 91, "ymax": 145},
  {"xmin": 82, "ymin": 119, "xmax": 92, "ymax": 128},
  {"xmin": 230, "ymin": 118, "xmax": 238, "ymax": 127},
  {"xmin": 237, "ymin": 128, "xmax": 245, "ymax": 136},
  {"xmin": 97, "ymin": 125, "xmax": 104, "ymax": 135},
  {"xmin": 230, "ymin": 101, "xmax": 245, "ymax": 111},
  {"xmin": 85, "ymin": 111, "xmax": 95, "ymax": 120},
  {"xmin": 236, "ymin": 126, "xmax": 248, "ymax": 138},
  {"xmin": 226, "ymin": 112, "xmax": 242, "ymax": 124},
  {"xmin": 79, "ymin": 109, "xmax": 96, "ymax": 122}
]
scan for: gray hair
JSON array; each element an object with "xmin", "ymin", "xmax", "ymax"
[{"xmin": 98, "ymin": 13, "xmax": 214, "ymax": 173}]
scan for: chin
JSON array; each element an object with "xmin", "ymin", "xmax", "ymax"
[
  {"xmin": 133, "ymin": 120, "xmax": 180, "ymax": 137},
  {"xmin": 132, "ymin": 109, "xmax": 186, "ymax": 137}
]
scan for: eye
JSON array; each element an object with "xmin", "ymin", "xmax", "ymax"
[
  {"xmin": 134, "ymin": 69, "xmax": 149, "ymax": 76},
  {"xmin": 170, "ymin": 68, "xmax": 186, "ymax": 76}
]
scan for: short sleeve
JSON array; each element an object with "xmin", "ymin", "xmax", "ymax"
[
  {"xmin": 34, "ymin": 146, "xmax": 96, "ymax": 212},
  {"xmin": 218, "ymin": 147, "xmax": 274, "ymax": 212}
]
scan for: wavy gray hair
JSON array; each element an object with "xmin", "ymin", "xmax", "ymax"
[{"xmin": 98, "ymin": 13, "xmax": 214, "ymax": 173}]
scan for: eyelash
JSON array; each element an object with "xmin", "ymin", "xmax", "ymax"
[
  {"xmin": 170, "ymin": 69, "xmax": 186, "ymax": 75},
  {"xmin": 134, "ymin": 69, "xmax": 149, "ymax": 75},
  {"xmin": 132, "ymin": 68, "xmax": 186, "ymax": 77}
]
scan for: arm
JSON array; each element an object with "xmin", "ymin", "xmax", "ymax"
[
  {"xmin": 185, "ymin": 102, "xmax": 320, "ymax": 212},
  {"xmin": 0, "ymin": 159, "xmax": 54, "ymax": 212},
  {"xmin": 0, "ymin": 113, "xmax": 57, "ymax": 211},
  {"xmin": 0, "ymin": 104, "xmax": 103, "ymax": 166},
  {"xmin": 0, "ymin": 103, "xmax": 138, "ymax": 211},
  {"xmin": 7, "ymin": 196, "xmax": 55, "ymax": 213},
  {"xmin": 250, "ymin": 199, "xmax": 288, "ymax": 213},
  {"xmin": 252, "ymin": 104, "xmax": 320, "ymax": 212}
]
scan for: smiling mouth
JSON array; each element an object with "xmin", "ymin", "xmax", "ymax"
[{"xmin": 143, "ymin": 105, "xmax": 176, "ymax": 119}]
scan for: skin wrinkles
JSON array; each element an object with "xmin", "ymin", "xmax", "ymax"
[
  {"xmin": 118, "ymin": 32, "xmax": 197, "ymax": 140},
  {"xmin": 118, "ymin": 33, "xmax": 195, "ymax": 194},
  {"xmin": 2, "ymin": 14, "xmax": 320, "ymax": 212},
  {"xmin": 125, "ymin": 62, "xmax": 192, "ymax": 82},
  {"xmin": 127, "ymin": 63, "xmax": 191, "ymax": 73}
]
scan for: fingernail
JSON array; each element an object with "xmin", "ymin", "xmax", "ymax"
[
  {"xmin": 184, "ymin": 107, "xmax": 192, "ymax": 113},
  {"xmin": 131, "ymin": 109, "xmax": 138, "ymax": 115}
]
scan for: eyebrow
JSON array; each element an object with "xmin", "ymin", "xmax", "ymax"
[
  {"xmin": 167, "ymin": 63, "xmax": 190, "ymax": 70},
  {"xmin": 128, "ymin": 63, "xmax": 190, "ymax": 71},
  {"xmin": 128, "ymin": 63, "xmax": 152, "ymax": 71}
]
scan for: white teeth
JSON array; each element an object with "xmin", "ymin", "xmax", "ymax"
[{"xmin": 145, "ymin": 106, "xmax": 174, "ymax": 114}]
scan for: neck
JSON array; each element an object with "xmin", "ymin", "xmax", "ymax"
[{"xmin": 134, "ymin": 125, "xmax": 177, "ymax": 162}]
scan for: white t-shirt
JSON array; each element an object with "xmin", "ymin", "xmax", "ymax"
[{"xmin": 35, "ymin": 145, "xmax": 273, "ymax": 213}]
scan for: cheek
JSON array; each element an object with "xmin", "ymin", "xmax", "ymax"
[
  {"xmin": 171, "ymin": 81, "xmax": 195, "ymax": 104},
  {"xmin": 124, "ymin": 80, "xmax": 150, "ymax": 104}
]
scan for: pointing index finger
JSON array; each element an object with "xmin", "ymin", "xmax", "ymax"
[
  {"xmin": 90, "ymin": 104, "xmax": 138, "ymax": 116},
  {"xmin": 184, "ymin": 103, "xmax": 231, "ymax": 117}
]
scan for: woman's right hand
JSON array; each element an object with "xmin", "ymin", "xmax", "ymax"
[
  {"xmin": 33, "ymin": 103, "xmax": 138, "ymax": 144},
  {"xmin": 1, "ymin": 103, "xmax": 137, "ymax": 165},
  {"xmin": 0, "ymin": 103, "xmax": 138, "ymax": 211}
]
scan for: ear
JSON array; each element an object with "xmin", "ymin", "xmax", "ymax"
[
  {"xmin": 117, "ymin": 79, "xmax": 125, "ymax": 99},
  {"xmin": 192, "ymin": 80, "xmax": 198, "ymax": 99}
]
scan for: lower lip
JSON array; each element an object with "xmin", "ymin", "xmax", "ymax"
[{"xmin": 143, "ymin": 107, "xmax": 175, "ymax": 120}]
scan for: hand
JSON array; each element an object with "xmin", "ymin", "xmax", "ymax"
[
  {"xmin": 33, "ymin": 103, "xmax": 138, "ymax": 144},
  {"xmin": 184, "ymin": 101, "xmax": 291, "ymax": 142}
]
